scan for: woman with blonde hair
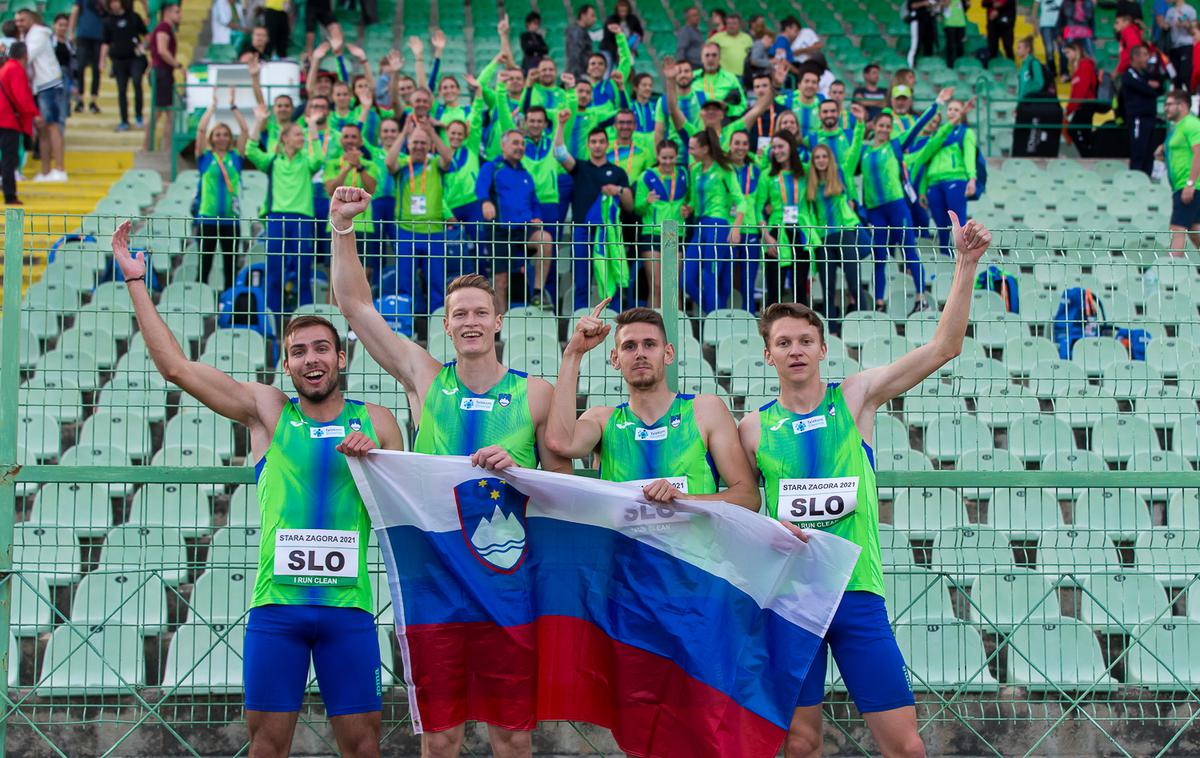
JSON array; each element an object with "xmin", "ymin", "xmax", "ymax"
[{"xmin": 806, "ymin": 143, "xmax": 865, "ymax": 331}]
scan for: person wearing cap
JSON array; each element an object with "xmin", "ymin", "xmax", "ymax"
[
  {"xmin": 664, "ymin": 72, "xmax": 774, "ymax": 158},
  {"xmin": 695, "ymin": 41, "xmax": 747, "ymax": 117},
  {"xmin": 888, "ymin": 84, "xmax": 920, "ymax": 136}
]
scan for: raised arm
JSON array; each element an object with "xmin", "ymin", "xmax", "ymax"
[
  {"xmin": 195, "ymin": 92, "xmax": 216, "ymax": 160},
  {"xmin": 546, "ymin": 300, "xmax": 612, "ymax": 459},
  {"xmin": 553, "ymin": 107, "xmax": 577, "ymax": 171},
  {"xmin": 230, "ymin": 87, "xmax": 250, "ymax": 153},
  {"xmin": 328, "ymin": 186, "xmax": 443, "ymax": 396},
  {"xmin": 841, "ymin": 213, "xmax": 991, "ymax": 419},
  {"xmin": 426, "ymin": 117, "xmax": 453, "ymax": 169},
  {"xmin": 408, "ymin": 36, "xmax": 427, "ymax": 91},
  {"xmin": 110, "ymin": 221, "xmax": 283, "ymax": 445}
]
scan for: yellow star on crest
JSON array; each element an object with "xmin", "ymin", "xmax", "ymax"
[
  {"xmin": 477, "ymin": 479, "xmax": 489, "ymax": 487},
  {"xmin": 490, "ymin": 490, "xmax": 501, "ymax": 500}
]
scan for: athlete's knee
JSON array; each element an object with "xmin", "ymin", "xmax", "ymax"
[
  {"xmin": 247, "ymin": 727, "xmax": 293, "ymax": 758},
  {"xmin": 488, "ymin": 725, "xmax": 532, "ymax": 758},
  {"xmin": 422, "ymin": 729, "xmax": 464, "ymax": 758},
  {"xmin": 784, "ymin": 727, "xmax": 823, "ymax": 758}
]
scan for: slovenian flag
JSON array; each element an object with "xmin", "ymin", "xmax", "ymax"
[{"xmin": 349, "ymin": 452, "xmax": 860, "ymax": 758}]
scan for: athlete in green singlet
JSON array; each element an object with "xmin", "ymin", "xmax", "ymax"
[
  {"xmin": 546, "ymin": 303, "xmax": 758, "ymax": 510},
  {"xmin": 111, "ymin": 221, "xmax": 404, "ymax": 758},
  {"xmin": 328, "ymin": 185, "xmax": 570, "ymax": 758},
  {"xmin": 738, "ymin": 212, "xmax": 992, "ymax": 758}
]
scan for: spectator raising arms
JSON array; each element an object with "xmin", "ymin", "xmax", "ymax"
[{"xmin": 194, "ymin": 86, "xmax": 250, "ymax": 289}]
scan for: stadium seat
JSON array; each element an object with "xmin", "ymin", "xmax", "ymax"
[
  {"xmin": 821, "ymin": 355, "xmax": 861, "ymax": 382},
  {"xmin": 715, "ymin": 336, "xmax": 761, "ymax": 375},
  {"xmin": 904, "ymin": 310, "xmax": 941, "ymax": 345},
  {"xmin": 161, "ymin": 622, "xmax": 246, "ymax": 694},
  {"xmin": 972, "ymin": 314, "xmax": 1027, "ymax": 351},
  {"xmin": 78, "ymin": 408, "xmax": 153, "ymax": 464},
  {"xmin": 1166, "ymin": 490, "xmax": 1200, "ymax": 530},
  {"xmin": 899, "ymin": 394, "xmax": 968, "ymax": 429},
  {"xmin": 840, "ymin": 311, "xmax": 893, "ymax": 348},
  {"xmin": 955, "ymin": 450, "xmax": 1024, "ymax": 498},
  {"xmin": 1004, "ymin": 414, "xmax": 1075, "ymax": 463},
  {"xmin": 1134, "ymin": 529, "xmax": 1200, "ymax": 587},
  {"xmin": 969, "ymin": 569, "xmax": 1063, "ymax": 631},
  {"xmin": 857, "ymin": 335, "xmax": 917, "ymax": 371},
  {"xmin": 226, "ymin": 486, "xmax": 258, "ymax": 527},
  {"xmin": 727, "ymin": 355, "xmax": 779, "ymax": 397},
  {"xmin": 1072, "ymin": 489, "xmax": 1151, "ymax": 541},
  {"xmin": 895, "ymin": 622, "xmax": 998, "ymax": 691},
  {"xmin": 1078, "ymin": 572, "xmax": 1171, "ymax": 634},
  {"xmin": 186, "ymin": 569, "xmax": 256, "ymax": 625},
  {"xmin": 986, "ymin": 488, "xmax": 1064, "ymax": 540},
  {"xmin": 891, "ymin": 488, "xmax": 966, "ymax": 539},
  {"xmin": 1007, "ymin": 619, "xmax": 1118, "ymax": 690},
  {"xmin": 98, "ymin": 526, "xmax": 190, "ymax": 586},
  {"xmin": 974, "ymin": 386, "xmax": 1041, "ymax": 429},
  {"xmin": 1124, "ymin": 622, "xmax": 1200, "ymax": 689},
  {"xmin": 877, "ymin": 450, "xmax": 934, "ymax": 499},
  {"xmin": 150, "ymin": 446, "xmax": 228, "ymax": 497},
  {"xmin": 1174, "ymin": 414, "xmax": 1200, "ymax": 463},
  {"xmin": 28, "ymin": 483, "xmax": 114, "ymax": 538},
  {"xmin": 35, "ymin": 347, "xmax": 101, "ymax": 393},
  {"xmin": 701, "ymin": 309, "xmax": 757, "ymax": 347},
  {"xmin": 1038, "ymin": 528, "xmax": 1121, "ymax": 578},
  {"xmin": 952, "ymin": 359, "xmax": 1011, "ymax": 395},
  {"xmin": 17, "ymin": 407, "xmax": 62, "ymax": 464},
  {"xmin": 1028, "ymin": 359, "xmax": 1088, "ymax": 398},
  {"xmin": 879, "ymin": 524, "xmax": 916, "ymax": 567},
  {"xmin": 1053, "ymin": 388, "xmax": 1120, "ymax": 432},
  {"xmin": 932, "ymin": 527, "xmax": 1016, "ymax": 583},
  {"xmin": 9, "ymin": 573, "xmax": 55, "ymax": 636},
  {"xmin": 500, "ymin": 316, "xmax": 560, "ymax": 347},
  {"xmin": 1146, "ymin": 337, "xmax": 1195, "ymax": 378},
  {"xmin": 39, "ymin": 624, "xmax": 146, "ymax": 695},
  {"xmin": 126, "ymin": 484, "xmax": 213, "ymax": 537},
  {"xmin": 505, "ymin": 337, "xmax": 563, "ymax": 377},
  {"xmin": 885, "ymin": 570, "xmax": 957, "ymax": 623},
  {"xmin": 57, "ymin": 324, "xmax": 119, "ymax": 370},
  {"xmin": 163, "ymin": 410, "xmax": 236, "ymax": 463},
  {"xmin": 1090, "ymin": 415, "xmax": 1161, "ymax": 465},
  {"xmin": 69, "ymin": 572, "xmax": 170, "ymax": 635},
  {"xmin": 207, "ymin": 527, "xmax": 262, "ymax": 572},
  {"xmin": 14, "ymin": 525, "xmax": 80, "ymax": 586},
  {"xmin": 97, "ymin": 375, "xmax": 168, "ymax": 424},
  {"xmin": 873, "ymin": 413, "xmax": 911, "ymax": 454},
  {"xmin": 923, "ymin": 416, "xmax": 994, "ymax": 463},
  {"xmin": 59, "ymin": 445, "xmax": 136, "ymax": 497}
]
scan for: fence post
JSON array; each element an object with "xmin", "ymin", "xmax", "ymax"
[
  {"xmin": 0, "ymin": 208, "xmax": 27, "ymax": 757},
  {"xmin": 660, "ymin": 219, "xmax": 680, "ymax": 391}
]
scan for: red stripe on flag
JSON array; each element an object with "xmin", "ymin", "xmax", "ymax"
[{"xmin": 405, "ymin": 616, "xmax": 786, "ymax": 757}]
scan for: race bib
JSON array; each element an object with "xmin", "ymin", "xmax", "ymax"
[
  {"xmin": 460, "ymin": 397, "xmax": 495, "ymax": 412},
  {"xmin": 777, "ymin": 477, "xmax": 858, "ymax": 528},
  {"xmin": 410, "ymin": 194, "xmax": 427, "ymax": 215},
  {"xmin": 757, "ymin": 137, "xmax": 771, "ymax": 153},
  {"xmin": 310, "ymin": 425, "xmax": 346, "ymax": 439},
  {"xmin": 782, "ymin": 205, "xmax": 800, "ymax": 225},
  {"xmin": 626, "ymin": 476, "xmax": 689, "ymax": 493},
  {"xmin": 634, "ymin": 427, "xmax": 669, "ymax": 441},
  {"xmin": 273, "ymin": 529, "xmax": 360, "ymax": 586}
]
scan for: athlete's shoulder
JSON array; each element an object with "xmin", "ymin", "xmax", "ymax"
[{"xmin": 690, "ymin": 392, "xmax": 734, "ymax": 417}]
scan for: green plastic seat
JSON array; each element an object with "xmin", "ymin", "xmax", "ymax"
[
  {"xmin": 1038, "ymin": 527, "xmax": 1121, "ymax": 579},
  {"xmin": 1134, "ymin": 528, "xmax": 1200, "ymax": 587},
  {"xmin": 226, "ymin": 485, "xmax": 258, "ymax": 527},
  {"xmin": 35, "ymin": 347, "xmax": 101, "ymax": 392},
  {"xmin": 1146, "ymin": 337, "xmax": 1195, "ymax": 379},
  {"xmin": 290, "ymin": 305, "xmax": 349, "ymax": 338},
  {"xmin": 78, "ymin": 408, "xmax": 153, "ymax": 463},
  {"xmin": 701, "ymin": 308, "xmax": 757, "ymax": 346},
  {"xmin": 1002, "ymin": 414, "xmax": 1073, "ymax": 463},
  {"xmin": 891, "ymin": 488, "xmax": 966, "ymax": 539},
  {"xmin": 121, "ymin": 168, "xmax": 164, "ymax": 194},
  {"xmin": 879, "ymin": 524, "xmax": 916, "ymax": 567},
  {"xmin": 77, "ymin": 302, "xmax": 135, "ymax": 342},
  {"xmin": 97, "ymin": 375, "xmax": 168, "ymax": 424},
  {"xmin": 885, "ymin": 570, "xmax": 957, "ymax": 623},
  {"xmin": 1173, "ymin": 414, "xmax": 1200, "ymax": 463},
  {"xmin": 840, "ymin": 311, "xmax": 894, "ymax": 348},
  {"xmin": 932, "ymin": 527, "xmax": 1016, "ymax": 583},
  {"xmin": 923, "ymin": 415, "xmax": 993, "ymax": 463},
  {"xmin": 1167, "ymin": 489, "xmax": 1200, "ymax": 529},
  {"xmin": 98, "ymin": 525, "xmax": 191, "ymax": 586},
  {"xmin": 1101, "ymin": 362, "xmax": 1164, "ymax": 400},
  {"xmin": 14, "ymin": 525, "xmax": 80, "ymax": 586},
  {"xmin": 873, "ymin": 413, "xmax": 911, "ymax": 455},
  {"xmin": 505, "ymin": 338, "xmax": 562, "ymax": 377},
  {"xmin": 185, "ymin": 569, "xmax": 256, "ymax": 625},
  {"xmin": 28, "ymin": 483, "xmax": 114, "ymax": 538},
  {"xmin": 1090, "ymin": 415, "xmax": 1160, "ymax": 464},
  {"xmin": 715, "ymin": 336, "xmax": 761, "ymax": 375},
  {"xmin": 970, "ymin": 569, "xmax": 1063, "ymax": 631},
  {"xmin": 39, "ymin": 624, "xmax": 146, "ymax": 695},
  {"xmin": 1124, "ymin": 622, "xmax": 1200, "ymax": 689},
  {"xmin": 895, "ymin": 622, "xmax": 998, "ymax": 692},
  {"xmin": 9, "ymin": 573, "xmax": 54, "ymax": 636},
  {"xmin": 126, "ymin": 484, "xmax": 213, "ymax": 538},
  {"xmin": 986, "ymin": 487, "xmax": 1063, "ymax": 540},
  {"xmin": 974, "ymin": 385, "xmax": 1041, "ymax": 429},
  {"xmin": 70, "ymin": 572, "xmax": 170, "ymax": 635},
  {"xmin": 1007, "ymin": 618, "xmax": 1117, "ymax": 690},
  {"xmin": 898, "ymin": 394, "xmax": 967, "ymax": 429},
  {"xmin": 1078, "ymin": 572, "xmax": 1170, "ymax": 634},
  {"xmin": 206, "ymin": 526, "xmax": 261, "ymax": 572},
  {"xmin": 161, "ymin": 622, "xmax": 246, "ymax": 694},
  {"xmin": 1053, "ymin": 387, "xmax": 1120, "ymax": 432},
  {"xmin": 150, "ymin": 446, "xmax": 228, "ymax": 497},
  {"xmin": 500, "ymin": 313, "xmax": 560, "ymax": 345},
  {"xmin": 17, "ymin": 407, "xmax": 62, "ymax": 464},
  {"xmin": 1070, "ymin": 337, "xmax": 1129, "ymax": 379},
  {"xmin": 857, "ymin": 335, "xmax": 917, "ymax": 371},
  {"xmin": 163, "ymin": 410, "xmax": 236, "ymax": 463},
  {"xmin": 59, "ymin": 445, "xmax": 136, "ymax": 497},
  {"xmin": 822, "ymin": 355, "xmax": 861, "ymax": 382},
  {"xmin": 1027, "ymin": 358, "xmax": 1087, "ymax": 398},
  {"xmin": 972, "ymin": 314, "xmax": 1027, "ymax": 350},
  {"xmin": 346, "ymin": 374, "xmax": 411, "ymax": 428},
  {"xmin": 1072, "ymin": 489, "xmax": 1151, "ymax": 541}
]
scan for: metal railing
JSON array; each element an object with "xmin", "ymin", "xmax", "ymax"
[{"xmin": 3, "ymin": 206, "xmax": 1199, "ymax": 756}]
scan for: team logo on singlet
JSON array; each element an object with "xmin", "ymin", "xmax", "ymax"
[
  {"xmin": 498, "ymin": 393, "xmax": 512, "ymax": 408},
  {"xmin": 349, "ymin": 418, "xmax": 362, "ymax": 432},
  {"xmin": 454, "ymin": 477, "xmax": 530, "ymax": 574},
  {"xmin": 670, "ymin": 414, "xmax": 681, "ymax": 428}
]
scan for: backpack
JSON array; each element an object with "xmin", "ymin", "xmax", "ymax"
[
  {"xmin": 1115, "ymin": 327, "xmax": 1152, "ymax": 361},
  {"xmin": 974, "ymin": 265, "xmax": 1018, "ymax": 312},
  {"xmin": 1052, "ymin": 287, "xmax": 1108, "ymax": 358}
]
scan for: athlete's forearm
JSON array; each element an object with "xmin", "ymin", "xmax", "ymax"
[
  {"xmin": 930, "ymin": 252, "xmax": 979, "ymax": 361},
  {"xmin": 546, "ymin": 350, "xmax": 591, "ymax": 458},
  {"xmin": 689, "ymin": 479, "xmax": 760, "ymax": 510},
  {"xmin": 126, "ymin": 280, "xmax": 192, "ymax": 383},
  {"xmin": 330, "ymin": 223, "xmax": 376, "ymax": 319}
]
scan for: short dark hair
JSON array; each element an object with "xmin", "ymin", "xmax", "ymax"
[
  {"xmin": 587, "ymin": 124, "xmax": 610, "ymax": 140},
  {"xmin": 709, "ymin": 8, "xmax": 726, "ymax": 21},
  {"xmin": 445, "ymin": 273, "xmax": 497, "ymax": 303},
  {"xmin": 588, "ymin": 52, "xmax": 607, "ymax": 63},
  {"xmin": 758, "ymin": 302, "xmax": 825, "ymax": 345},
  {"xmin": 752, "ymin": 72, "xmax": 774, "ymax": 86},
  {"xmin": 525, "ymin": 11, "xmax": 541, "ymax": 24},
  {"xmin": 863, "ymin": 63, "xmax": 880, "ymax": 74},
  {"xmin": 284, "ymin": 315, "xmax": 343, "ymax": 354},
  {"xmin": 615, "ymin": 307, "xmax": 666, "ymax": 339},
  {"xmin": 781, "ymin": 15, "xmax": 801, "ymax": 30},
  {"xmin": 526, "ymin": 105, "xmax": 548, "ymax": 120},
  {"xmin": 6, "ymin": 41, "xmax": 26, "ymax": 60},
  {"xmin": 53, "ymin": 12, "xmax": 69, "ymax": 22},
  {"xmin": 1167, "ymin": 89, "xmax": 1190, "ymax": 106},
  {"xmin": 307, "ymin": 94, "xmax": 329, "ymax": 108},
  {"xmin": 576, "ymin": 4, "xmax": 594, "ymax": 19}
]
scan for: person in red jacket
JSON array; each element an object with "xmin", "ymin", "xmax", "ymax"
[
  {"xmin": 1116, "ymin": 13, "xmax": 1149, "ymax": 75},
  {"xmin": 1064, "ymin": 40, "xmax": 1105, "ymax": 155},
  {"xmin": 0, "ymin": 42, "xmax": 41, "ymax": 205}
]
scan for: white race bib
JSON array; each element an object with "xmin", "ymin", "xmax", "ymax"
[
  {"xmin": 634, "ymin": 427, "xmax": 669, "ymax": 441},
  {"xmin": 460, "ymin": 397, "xmax": 495, "ymax": 412},
  {"xmin": 782, "ymin": 205, "xmax": 800, "ymax": 225},
  {"xmin": 777, "ymin": 477, "xmax": 858, "ymax": 527},
  {"xmin": 757, "ymin": 137, "xmax": 772, "ymax": 153},
  {"xmin": 410, "ymin": 194, "xmax": 427, "ymax": 215},
  {"xmin": 625, "ymin": 476, "xmax": 689, "ymax": 493},
  {"xmin": 310, "ymin": 425, "xmax": 346, "ymax": 439},
  {"xmin": 273, "ymin": 529, "xmax": 360, "ymax": 586}
]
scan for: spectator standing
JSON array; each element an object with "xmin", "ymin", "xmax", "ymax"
[
  {"xmin": 942, "ymin": 0, "xmax": 968, "ymax": 67},
  {"xmin": 1164, "ymin": 0, "xmax": 1196, "ymax": 89},
  {"xmin": 148, "ymin": 2, "xmax": 183, "ymax": 153},
  {"xmin": 906, "ymin": 0, "xmax": 937, "ymax": 67},
  {"xmin": 708, "ymin": 9, "xmax": 726, "ymax": 38},
  {"xmin": 520, "ymin": 12, "xmax": 549, "ymax": 73},
  {"xmin": 52, "ymin": 15, "xmax": 75, "ymax": 110},
  {"xmin": 0, "ymin": 42, "xmax": 39, "ymax": 204},
  {"xmin": 745, "ymin": 27, "xmax": 776, "ymax": 83},
  {"xmin": 194, "ymin": 87, "xmax": 250, "ymax": 288},
  {"xmin": 476, "ymin": 129, "xmax": 542, "ymax": 312},
  {"xmin": 983, "ymin": 0, "xmax": 1016, "ymax": 60},
  {"xmin": 853, "ymin": 63, "xmax": 888, "ymax": 121},
  {"xmin": 1153, "ymin": 0, "xmax": 1171, "ymax": 48},
  {"xmin": 101, "ymin": 0, "xmax": 148, "ymax": 132},
  {"xmin": 1064, "ymin": 40, "xmax": 1103, "ymax": 154},
  {"xmin": 805, "ymin": 143, "xmax": 863, "ymax": 332},
  {"xmin": 566, "ymin": 4, "xmax": 596, "ymax": 79},
  {"xmin": 15, "ymin": 9, "xmax": 68, "ymax": 182},
  {"xmin": 601, "ymin": 0, "xmax": 643, "ymax": 62},
  {"xmin": 790, "ymin": 20, "xmax": 823, "ymax": 64},
  {"xmin": 1121, "ymin": 44, "xmax": 1166, "ymax": 175},
  {"xmin": 769, "ymin": 16, "xmax": 800, "ymax": 71},
  {"xmin": 1160, "ymin": 88, "xmax": 1200, "ymax": 254},
  {"xmin": 695, "ymin": 41, "xmax": 747, "ymax": 116},
  {"xmin": 1012, "ymin": 35, "xmax": 1063, "ymax": 156},
  {"xmin": 68, "ymin": 0, "xmax": 105, "ymax": 114},
  {"xmin": 676, "ymin": 7, "xmax": 704, "ymax": 69},
  {"xmin": 1057, "ymin": 0, "xmax": 1096, "ymax": 62},
  {"xmin": 1035, "ymin": 0, "xmax": 1065, "ymax": 78},
  {"xmin": 1115, "ymin": 13, "xmax": 1149, "ymax": 76},
  {"xmin": 710, "ymin": 12, "xmax": 753, "ymax": 76},
  {"xmin": 210, "ymin": 0, "xmax": 240, "ymax": 46},
  {"xmin": 237, "ymin": 25, "xmax": 269, "ymax": 61},
  {"xmin": 262, "ymin": 0, "xmax": 289, "ymax": 58}
]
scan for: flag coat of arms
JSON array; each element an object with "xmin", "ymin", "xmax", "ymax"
[{"xmin": 349, "ymin": 452, "xmax": 860, "ymax": 758}]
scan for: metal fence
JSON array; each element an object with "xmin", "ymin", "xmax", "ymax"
[{"xmin": 3, "ymin": 204, "xmax": 1200, "ymax": 756}]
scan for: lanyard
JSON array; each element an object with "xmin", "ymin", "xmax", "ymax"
[
  {"xmin": 703, "ymin": 73, "xmax": 716, "ymax": 98},
  {"xmin": 758, "ymin": 102, "xmax": 777, "ymax": 138},
  {"xmin": 778, "ymin": 172, "xmax": 797, "ymax": 206},
  {"xmin": 665, "ymin": 170, "xmax": 677, "ymax": 202},
  {"xmin": 213, "ymin": 151, "xmax": 234, "ymax": 194},
  {"xmin": 611, "ymin": 144, "xmax": 635, "ymax": 175},
  {"xmin": 740, "ymin": 164, "xmax": 754, "ymax": 196},
  {"xmin": 407, "ymin": 155, "xmax": 429, "ymax": 195}
]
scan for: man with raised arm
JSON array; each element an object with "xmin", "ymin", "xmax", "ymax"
[
  {"xmin": 738, "ymin": 211, "xmax": 991, "ymax": 758},
  {"xmin": 546, "ymin": 302, "xmax": 759, "ymax": 510},
  {"xmin": 327, "ymin": 184, "xmax": 570, "ymax": 758},
  {"xmin": 109, "ymin": 221, "xmax": 404, "ymax": 758}
]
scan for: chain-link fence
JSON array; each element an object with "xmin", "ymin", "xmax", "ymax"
[{"xmin": 3, "ymin": 202, "xmax": 1199, "ymax": 755}]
